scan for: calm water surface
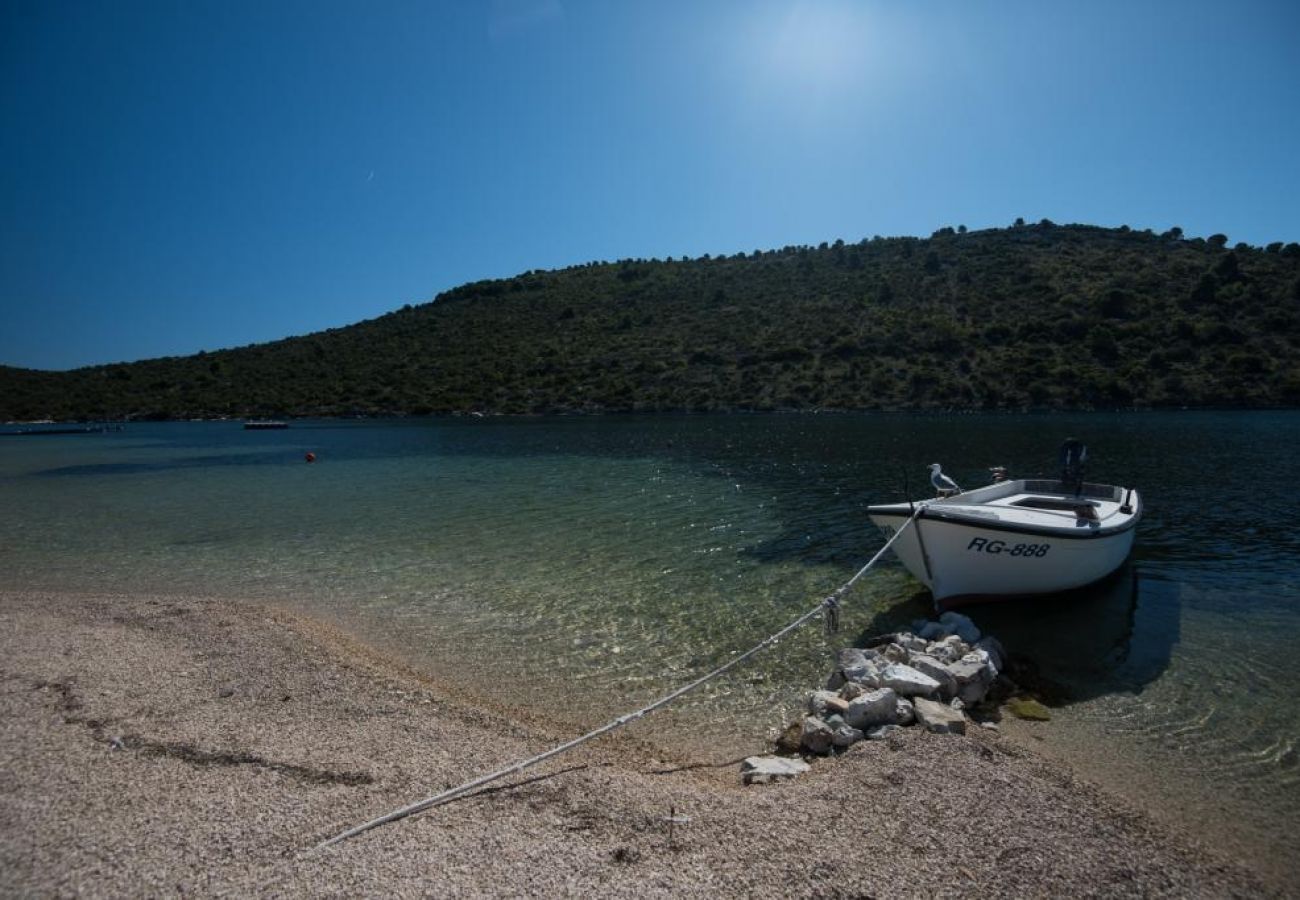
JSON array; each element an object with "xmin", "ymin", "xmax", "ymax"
[{"xmin": 2, "ymin": 413, "xmax": 1297, "ymax": 859}]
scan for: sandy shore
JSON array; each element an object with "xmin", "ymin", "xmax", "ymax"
[{"xmin": 0, "ymin": 589, "xmax": 1278, "ymax": 898}]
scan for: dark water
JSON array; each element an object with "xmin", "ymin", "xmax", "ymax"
[{"xmin": 2, "ymin": 412, "xmax": 1297, "ymax": 860}]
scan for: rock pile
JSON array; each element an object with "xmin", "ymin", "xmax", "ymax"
[{"xmin": 743, "ymin": 612, "xmax": 1009, "ymax": 782}]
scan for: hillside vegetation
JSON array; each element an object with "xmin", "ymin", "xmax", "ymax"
[{"xmin": 4, "ymin": 221, "xmax": 1299, "ymax": 420}]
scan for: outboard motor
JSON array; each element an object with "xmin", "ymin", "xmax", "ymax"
[{"xmin": 1059, "ymin": 438, "xmax": 1087, "ymax": 495}]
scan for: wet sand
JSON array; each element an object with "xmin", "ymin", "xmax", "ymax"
[{"xmin": 0, "ymin": 589, "xmax": 1278, "ymax": 898}]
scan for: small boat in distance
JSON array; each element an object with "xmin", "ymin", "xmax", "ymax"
[
  {"xmin": 243, "ymin": 420, "xmax": 289, "ymax": 430},
  {"xmin": 867, "ymin": 440, "xmax": 1141, "ymax": 609}
]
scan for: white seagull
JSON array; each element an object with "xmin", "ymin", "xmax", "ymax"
[{"xmin": 929, "ymin": 463, "xmax": 961, "ymax": 495}]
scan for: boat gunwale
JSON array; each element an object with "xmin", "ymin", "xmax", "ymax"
[{"xmin": 867, "ymin": 484, "xmax": 1142, "ymax": 541}]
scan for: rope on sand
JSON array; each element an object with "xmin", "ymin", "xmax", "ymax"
[{"xmin": 310, "ymin": 508, "xmax": 923, "ymax": 853}]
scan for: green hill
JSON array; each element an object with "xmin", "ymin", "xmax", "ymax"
[{"xmin": 5, "ymin": 221, "xmax": 1300, "ymax": 420}]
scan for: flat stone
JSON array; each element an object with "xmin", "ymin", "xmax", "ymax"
[
  {"xmin": 880, "ymin": 663, "xmax": 941, "ymax": 697},
  {"xmin": 907, "ymin": 654, "xmax": 959, "ymax": 699},
  {"xmin": 741, "ymin": 755, "xmax": 812, "ymax": 784},
  {"xmin": 949, "ymin": 650, "xmax": 996, "ymax": 681},
  {"xmin": 913, "ymin": 697, "xmax": 968, "ymax": 734}
]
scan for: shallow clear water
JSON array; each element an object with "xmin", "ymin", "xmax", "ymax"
[{"xmin": 3, "ymin": 413, "xmax": 1297, "ymax": 851}]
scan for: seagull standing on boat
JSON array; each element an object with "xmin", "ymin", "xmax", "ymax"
[{"xmin": 929, "ymin": 463, "xmax": 961, "ymax": 495}]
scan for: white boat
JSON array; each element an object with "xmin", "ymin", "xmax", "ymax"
[{"xmin": 867, "ymin": 441, "xmax": 1141, "ymax": 609}]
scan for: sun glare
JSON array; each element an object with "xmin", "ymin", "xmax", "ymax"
[{"xmin": 766, "ymin": 2, "xmax": 869, "ymax": 89}]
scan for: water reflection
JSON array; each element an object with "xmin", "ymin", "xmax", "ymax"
[{"xmin": 853, "ymin": 566, "xmax": 1178, "ymax": 704}]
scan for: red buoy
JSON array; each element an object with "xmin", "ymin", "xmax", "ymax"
[{"xmin": 305, "ymin": 452, "xmax": 316, "ymax": 463}]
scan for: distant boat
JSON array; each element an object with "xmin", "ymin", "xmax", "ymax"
[
  {"xmin": 867, "ymin": 440, "xmax": 1141, "ymax": 609},
  {"xmin": 243, "ymin": 420, "xmax": 289, "ymax": 430}
]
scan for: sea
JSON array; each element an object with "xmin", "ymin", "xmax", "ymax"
[{"xmin": 2, "ymin": 413, "xmax": 1297, "ymax": 868}]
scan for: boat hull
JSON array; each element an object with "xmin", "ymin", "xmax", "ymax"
[{"xmin": 868, "ymin": 507, "xmax": 1137, "ymax": 609}]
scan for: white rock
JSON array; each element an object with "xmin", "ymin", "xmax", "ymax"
[
  {"xmin": 880, "ymin": 663, "xmax": 941, "ymax": 697},
  {"xmin": 894, "ymin": 632, "xmax": 928, "ymax": 653},
  {"xmin": 741, "ymin": 755, "xmax": 811, "ymax": 784},
  {"xmin": 907, "ymin": 654, "xmax": 959, "ymax": 700},
  {"xmin": 913, "ymin": 697, "xmax": 967, "ymax": 735},
  {"xmin": 948, "ymin": 652, "xmax": 997, "ymax": 706},
  {"xmin": 845, "ymin": 688, "xmax": 899, "ymax": 730},
  {"xmin": 939, "ymin": 611, "xmax": 982, "ymax": 643},
  {"xmin": 927, "ymin": 635, "xmax": 970, "ymax": 664}
]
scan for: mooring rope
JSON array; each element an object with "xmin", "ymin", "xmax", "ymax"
[{"xmin": 310, "ymin": 507, "xmax": 923, "ymax": 853}]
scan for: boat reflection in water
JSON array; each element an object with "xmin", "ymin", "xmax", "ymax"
[{"xmin": 860, "ymin": 563, "xmax": 1179, "ymax": 705}]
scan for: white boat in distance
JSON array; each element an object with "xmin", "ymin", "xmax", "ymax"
[{"xmin": 867, "ymin": 441, "xmax": 1141, "ymax": 609}]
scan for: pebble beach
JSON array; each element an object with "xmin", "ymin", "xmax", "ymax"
[{"xmin": 0, "ymin": 589, "xmax": 1280, "ymax": 898}]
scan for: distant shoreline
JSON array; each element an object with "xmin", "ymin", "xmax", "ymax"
[{"xmin": 6, "ymin": 405, "xmax": 1299, "ymax": 430}]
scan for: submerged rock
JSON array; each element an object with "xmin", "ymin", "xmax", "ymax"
[
  {"xmin": 1006, "ymin": 697, "xmax": 1052, "ymax": 721},
  {"xmin": 938, "ymin": 611, "xmax": 982, "ymax": 644},
  {"xmin": 914, "ymin": 620, "xmax": 949, "ymax": 641}
]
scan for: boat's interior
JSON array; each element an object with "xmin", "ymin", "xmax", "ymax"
[{"xmin": 928, "ymin": 478, "xmax": 1134, "ymax": 528}]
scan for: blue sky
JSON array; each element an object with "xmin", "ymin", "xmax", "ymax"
[{"xmin": 2, "ymin": 0, "xmax": 1298, "ymax": 370}]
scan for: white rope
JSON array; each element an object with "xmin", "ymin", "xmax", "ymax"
[{"xmin": 309, "ymin": 508, "xmax": 922, "ymax": 853}]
